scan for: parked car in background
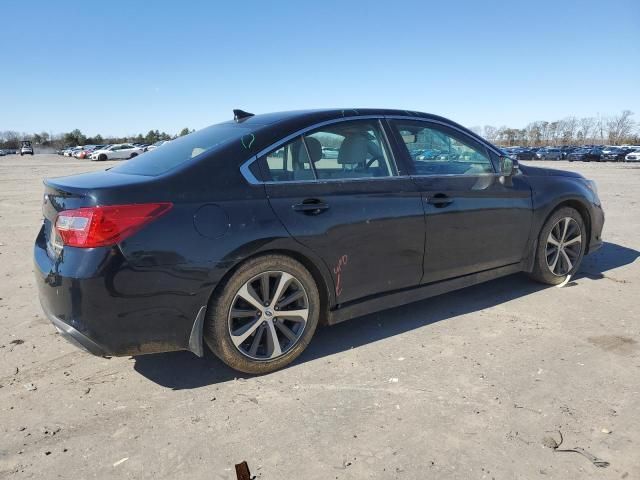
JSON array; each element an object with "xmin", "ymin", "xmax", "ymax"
[
  {"xmin": 0, "ymin": 149, "xmax": 6, "ymax": 156},
  {"xmin": 567, "ymin": 148, "xmax": 602, "ymax": 162},
  {"xmin": 561, "ymin": 146, "xmax": 578, "ymax": 159},
  {"xmin": 90, "ymin": 144, "xmax": 143, "ymax": 161},
  {"xmin": 509, "ymin": 148, "xmax": 536, "ymax": 160},
  {"xmin": 34, "ymin": 108, "xmax": 604, "ymax": 374},
  {"xmin": 624, "ymin": 148, "xmax": 640, "ymax": 162},
  {"xmin": 69, "ymin": 147, "xmax": 84, "ymax": 157},
  {"xmin": 321, "ymin": 147, "xmax": 339, "ymax": 159},
  {"xmin": 73, "ymin": 146, "xmax": 89, "ymax": 158},
  {"xmin": 20, "ymin": 141, "xmax": 34, "ymax": 156},
  {"xmin": 602, "ymin": 147, "xmax": 632, "ymax": 162},
  {"xmin": 145, "ymin": 140, "xmax": 170, "ymax": 152},
  {"xmin": 536, "ymin": 148, "xmax": 562, "ymax": 160},
  {"xmin": 75, "ymin": 145, "xmax": 107, "ymax": 159}
]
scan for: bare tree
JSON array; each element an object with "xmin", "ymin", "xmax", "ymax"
[
  {"xmin": 483, "ymin": 125, "xmax": 497, "ymax": 142},
  {"xmin": 559, "ymin": 117, "xmax": 578, "ymax": 145},
  {"xmin": 578, "ymin": 117, "xmax": 596, "ymax": 144},
  {"xmin": 607, "ymin": 110, "xmax": 635, "ymax": 145}
]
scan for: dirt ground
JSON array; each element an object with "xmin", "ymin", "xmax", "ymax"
[{"xmin": 0, "ymin": 154, "xmax": 638, "ymax": 479}]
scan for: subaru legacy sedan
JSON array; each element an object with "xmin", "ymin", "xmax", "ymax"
[{"xmin": 35, "ymin": 109, "xmax": 604, "ymax": 373}]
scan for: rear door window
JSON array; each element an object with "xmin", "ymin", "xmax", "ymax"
[
  {"xmin": 259, "ymin": 137, "xmax": 314, "ymax": 182},
  {"xmin": 302, "ymin": 120, "xmax": 395, "ymax": 180}
]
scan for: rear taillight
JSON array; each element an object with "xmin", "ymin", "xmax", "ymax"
[{"xmin": 55, "ymin": 203, "xmax": 172, "ymax": 248}]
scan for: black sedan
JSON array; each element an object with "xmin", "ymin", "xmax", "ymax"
[
  {"xmin": 509, "ymin": 148, "xmax": 537, "ymax": 160},
  {"xmin": 567, "ymin": 148, "xmax": 603, "ymax": 162},
  {"xmin": 601, "ymin": 148, "xmax": 632, "ymax": 162},
  {"xmin": 34, "ymin": 109, "xmax": 604, "ymax": 374}
]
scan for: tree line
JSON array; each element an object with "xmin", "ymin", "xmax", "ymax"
[
  {"xmin": 470, "ymin": 110, "xmax": 638, "ymax": 147},
  {"xmin": 0, "ymin": 127, "xmax": 194, "ymax": 150},
  {"xmin": 2, "ymin": 110, "xmax": 638, "ymax": 151}
]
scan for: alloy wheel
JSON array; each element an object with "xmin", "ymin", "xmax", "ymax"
[
  {"xmin": 545, "ymin": 217, "xmax": 582, "ymax": 276},
  {"xmin": 228, "ymin": 271, "xmax": 309, "ymax": 360}
]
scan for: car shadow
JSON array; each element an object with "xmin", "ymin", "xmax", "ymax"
[{"xmin": 133, "ymin": 241, "xmax": 638, "ymax": 389}]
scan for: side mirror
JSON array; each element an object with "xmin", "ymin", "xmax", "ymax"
[{"xmin": 499, "ymin": 156, "xmax": 518, "ymax": 185}]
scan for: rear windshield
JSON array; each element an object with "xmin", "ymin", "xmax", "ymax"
[{"xmin": 111, "ymin": 123, "xmax": 252, "ymax": 176}]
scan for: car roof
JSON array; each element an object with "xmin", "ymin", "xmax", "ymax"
[
  {"xmin": 222, "ymin": 108, "xmax": 468, "ymax": 128},
  {"xmin": 220, "ymin": 108, "xmax": 490, "ymax": 151}
]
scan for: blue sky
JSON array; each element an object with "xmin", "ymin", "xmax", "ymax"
[{"xmin": 1, "ymin": 0, "xmax": 638, "ymax": 136}]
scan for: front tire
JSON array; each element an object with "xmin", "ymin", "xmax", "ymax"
[
  {"xmin": 98, "ymin": 154, "xmax": 107, "ymax": 161},
  {"xmin": 529, "ymin": 207, "xmax": 586, "ymax": 285},
  {"xmin": 204, "ymin": 254, "xmax": 320, "ymax": 374}
]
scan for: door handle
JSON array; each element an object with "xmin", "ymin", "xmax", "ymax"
[
  {"xmin": 426, "ymin": 193, "xmax": 453, "ymax": 208},
  {"xmin": 292, "ymin": 199, "xmax": 329, "ymax": 215}
]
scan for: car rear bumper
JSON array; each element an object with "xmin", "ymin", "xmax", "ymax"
[
  {"xmin": 41, "ymin": 301, "xmax": 109, "ymax": 356},
  {"xmin": 34, "ymin": 225, "xmax": 208, "ymax": 357}
]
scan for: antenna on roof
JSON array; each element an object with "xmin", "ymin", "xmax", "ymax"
[{"xmin": 233, "ymin": 109, "xmax": 254, "ymax": 122}]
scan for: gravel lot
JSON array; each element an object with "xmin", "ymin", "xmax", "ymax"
[{"xmin": 0, "ymin": 155, "xmax": 638, "ymax": 479}]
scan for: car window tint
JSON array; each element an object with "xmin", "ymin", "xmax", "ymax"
[
  {"xmin": 260, "ymin": 136, "xmax": 314, "ymax": 182},
  {"xmin": 303, "ymin": 120, "xmax": 394, "ymax": 180},
  {"xmin": 391, "ymin": 120, "xmax": 494, "ymax": 176}
]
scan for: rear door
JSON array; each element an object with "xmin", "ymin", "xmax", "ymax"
[
  {"xmin": 388, "ymin": 118, "xmax": 533, "ymax": 284},
  {"xmin": 257, "ymin": 118, "xmax": 425, "ymax": 304}
]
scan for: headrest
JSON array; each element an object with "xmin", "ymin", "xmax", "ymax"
[
  {"xmin": 304, "ymin": 137, "xmax": 322, "ymax": 163},
  {"xmin": 338, "ymin": 134, "xmax": 370, "ymax": 164}
]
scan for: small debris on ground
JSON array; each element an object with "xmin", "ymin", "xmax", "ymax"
[
  {"xmin": 23, "ymin": 383, "xmax": 37, "ymax": 391},
  {"xmin": 542, "ymin": 430, "xmax": 609, "ymax": 468},
  {"xmin": 42, "ymin": 426, "xmax": 61, "ymax": 436},
  {"xmin": 113, "ymin": 457, "xmax": 129, "ymax": 467}
]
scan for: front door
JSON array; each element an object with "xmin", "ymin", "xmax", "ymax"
[
  {"xmin": 388, "ymin": 119, "xmax": 533, "ymax": 284},
  {"xmin": 258, "ymin": 118, "xmax": 425, "ymax": 304}
]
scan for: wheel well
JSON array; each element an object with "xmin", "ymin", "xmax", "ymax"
[
  {"xmin": 206, "ymin": 249, "xmax": 332, "ymax": 326},
  {"xmin": 548, "ymin": 200, "xmax": 592, "ymax": 252}
]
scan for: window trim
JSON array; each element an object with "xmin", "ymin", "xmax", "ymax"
[
  {"xmin": 240, "ymin": 116, "xmax": 399, "ymax": 185},
  {"xmin": 386, "ymin": 117, "xmax": 499, "ymax": 178}
]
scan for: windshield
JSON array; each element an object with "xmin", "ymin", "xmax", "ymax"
[{"xmin": 112, "ymin": 123, "xmax": 251, "ymax": 176}]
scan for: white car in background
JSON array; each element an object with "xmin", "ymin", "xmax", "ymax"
[
  {"xmin": 90, "ymin": 144, "xmax": 143, "ymax": 161},
  {"xmin": 145, "ymin": 140, "xmax": 170, "ymax": 152},
  {"xmin": 624, "ymin": 148, "xmax": 640, "ymax": 162}
]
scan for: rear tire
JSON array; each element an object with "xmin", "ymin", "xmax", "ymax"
[
  {"xmin": 129, "ymin": 153, "xmax": 137, "ymax": 159},
  {"xmin": 529, "ymin": 207, "xmax": 586, "ymax": 285},
  {"xmin": 204, "ymin": 254, "xmax": 320, "ymax": 374}
]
